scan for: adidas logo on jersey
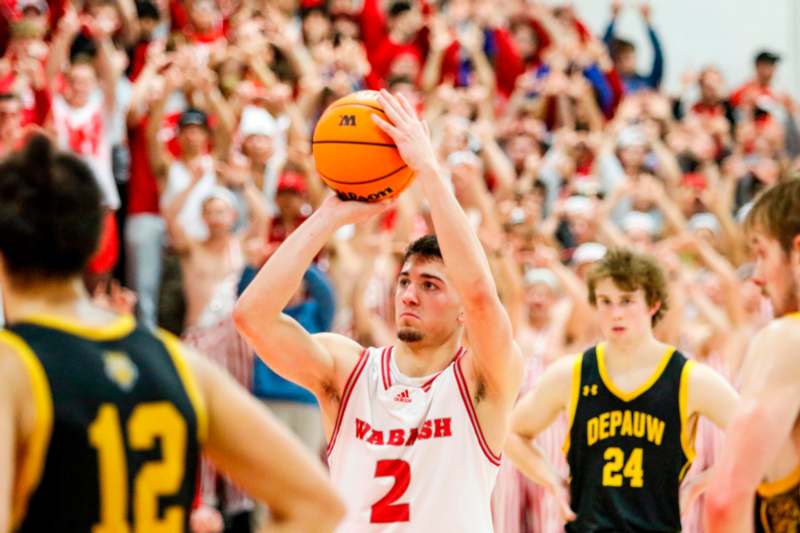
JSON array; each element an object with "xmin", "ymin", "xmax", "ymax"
[{"xmin": 394, "ymin": 389, "xmax": 412, "ymax": 403}]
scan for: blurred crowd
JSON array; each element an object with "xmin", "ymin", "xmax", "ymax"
[{"xmin": 1, "ymin": 0, "xmax": 798, "ymax": 530}]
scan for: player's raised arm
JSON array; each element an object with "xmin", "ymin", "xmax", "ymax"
[
  {"xmin": 186, "ymin": 347, "xmax": 346, "ymax": 532},
  {"xmin": 233, "ymin": 196, "xmax": 390, "ymax": 401},
  {"xmin": 373, "ymin": 89, "xmax": 523, "ymax": 398},
  {"xmin": 705, "ymin": 322, "xmax": 800, "ymax": 533},
  {"xmin": 506, "ymin": 355, "xmax": 578, "ymax": 522}
]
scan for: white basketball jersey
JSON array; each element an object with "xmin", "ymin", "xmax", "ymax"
[{"xmin": 328, "ymin": 346, "xmax": 500, "ymax": 532}]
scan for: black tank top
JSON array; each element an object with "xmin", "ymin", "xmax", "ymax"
[
  {"xmin": 565, "ymin": 343, "xmax": 695, "ymax": 532},
  {"xmin": 7, "ymin": 315, "xmax": 205, "ymax": 533}
]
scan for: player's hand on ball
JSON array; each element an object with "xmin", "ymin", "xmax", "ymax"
[
  {"xmin": 320, "ymin": 193, "xmax": 395, "ymax": 225},
  {"xmin": 372, "ymin": 89, "xmax": 438, "ymax": 176}
]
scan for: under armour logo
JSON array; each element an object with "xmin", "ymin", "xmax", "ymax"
[
  {"xmin": 583, "ymin": 385, "xmax": 598, "ymax": 397},
  {"xmin": 339, "ymin": 115, "xmax": 357, "ymax": 126},
  {"xmin": 394, "ymin": 389, "xmax": 412, "ymax": 403}
]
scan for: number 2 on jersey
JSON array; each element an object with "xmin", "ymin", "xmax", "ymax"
[
  {"xmin": 89, "ymin": 402, "xmax": 186, "ymax": 533},
  {"xmin": 602, "ymin": 447, "xmax": 644, "ymax": 488},
  {"xmin": 370, "ymin": 460, "xmax": 410, "ymax": 523}
]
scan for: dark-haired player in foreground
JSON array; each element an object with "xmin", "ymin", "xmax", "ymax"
[
  {"xmin": 0, "ymin": 135, "xmax": 345, "ymax": 532},
  {"xmin": 508, "ymin": 249, "xmax": 738, "ymax": 531},
  {"xmin": 235, "ymin": 90, "xmax": 523, "ymax": 531},
  {"xmin": 705, "ymin": 178, "xmax": 800, "ymax": 533}
]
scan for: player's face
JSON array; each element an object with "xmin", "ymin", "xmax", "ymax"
[
  {"xmin": 594, "ymin": 278, "xmax": 658, "ymax": 342},
  {"xmin": 394, "ymin": 257, "xmax": 462, "ymax": 345},
  {"xmin": 749, "ymin": 232, "xmax": 800, "ymax": 316}
]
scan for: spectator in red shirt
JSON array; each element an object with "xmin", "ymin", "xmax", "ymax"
[
  {"xmin": 730, "ymin": 50, "xmax": 781, "ymax": 109},
  {"xmin": 359, "ymin": 0, "xmax": 428, "ymax": 84}
]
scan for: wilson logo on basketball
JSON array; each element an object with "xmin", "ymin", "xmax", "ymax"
[
  {"xmin": 394, "ymin": 389, "xmax": 412, "ymax": 403},
  {"xmin": 335, "ymin": 187, "xmax": 394, "ymax": 202},
  {"xmin": 338, "ymin": 114, "xmax": 357, "ymax": 126}
]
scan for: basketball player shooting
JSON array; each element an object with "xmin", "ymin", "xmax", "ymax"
[{"xmin": 234, "ymin": 89, "xmax": 524, "ymax": 532}]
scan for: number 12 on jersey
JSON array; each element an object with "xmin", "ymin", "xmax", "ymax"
[
  {"xmin": 371, "ymin": 460, "xmax": 411, "ymax": 523},
  {"xmin": 602, "ymin": 447, "xmax": 644, "ymax": 488}
]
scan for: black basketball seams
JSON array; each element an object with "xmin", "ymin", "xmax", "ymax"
[
  {"xmin": 318, "ymin": 164, "xmax": 409, "ymax": 185},
  {"xmin": 312, "ymin": 140, "xmax": 397, "ymax": 148},
  {"xmin": 326, "ymin": 102, "xmax": 386, "ymax": 114}
]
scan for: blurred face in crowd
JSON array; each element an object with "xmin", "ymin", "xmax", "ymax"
[
  {"xmin": 65, "ymin": 63, "xmax": 98, "ymax": 107},
  {"xmin": 616, "ymin": 49, "xmax": 637, "ymax": 77},
  {"xmin": 755, "ymin": 60, "xmax": 777, "ymax": 86},
  {"xmin": 189, "ymin": 0, "xmax": 220, "ymax": 32},
  {"xmin": 505, "ymin": 135, "xmax": 536, "ymax": 170},
  {"xmin": 275, "ymin": 190, "xmax": 305, "ymax": 218},
  {"xmin": 618, "ymin": 143, "xmax": 647, "ymax": 172},
  {"xmin": 395, "ymin": 256, "xmax": 463, "ymax": 346},
  {"xmin": 202, "ymin": 197, "xmax": 236, "ymax": 238},
  {"xmin": 242, "ymin": 133, "xmax": 274, "ymax": 166},
  {"xmin": 0, "ymin": 96, "xmax": 22, "ymax": 138},
  {"xmin": 593, "ymin": 278, "xmax": 659, "ymax": 343},
  {"xmin": 698, "ymin": 68, "xmax": 724, "ymax": 103},
  {"xmin": 749, "ymin": 231, "xmax": 800, "ymax": 317},
  {"xmin": 388, "ymin": 52, "xmax": 421, "ymax": 81},
  {"xmin": 303, "ymin": 10, "xmax": 331, "ymax": 45},
  {"xmin": 139, "ymin": 16, "xmax": 159, "ymax": 39},
  {"xmin": 389, "ymin": 80, "xmax": 422, "ymax": 111},
  {"xmin": 332, "ymin": 16, "xmax": 359, "ymax": 40},
  {"xmin": 388, "ymin": 5, "xmax": 422, "ymax": 43},
  {"xmin": 525, "ymin": 282, "xmax": 555, "ymax": 324},
  {"xmin": 178, "ymin": 124, "xmax": 209, "ymax": 157},
  {"xmin": 510, "ymin": 22, "xmax": 538, "ymax": 61}
]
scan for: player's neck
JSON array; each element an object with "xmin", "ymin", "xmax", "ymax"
[
  {"xmin": 394, "ymin": 334, "xmax": 462, "ymax": 378},
  {"xmin": 604, "ymin": 330, "xmax": 662, "ymax": 363},
  {"xmin": 2, "ymin": 277, "xmax": 104, "ymax": 324}
]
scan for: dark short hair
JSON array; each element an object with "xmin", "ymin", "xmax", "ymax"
[
  {"xmin": 744, "ymin": 176, "xmax": 800, "ymax": 254},
  {"xmin": 136, "ymin": 0, "xmax": 160, "ymax": 20},
  {"xmin": 0, "ymin": 134, "xmax": 102, "ymax": 282},
  {"xmin": 388, "ymin": 0, "xmax": 412, "ymax": 18},
  {"xmin": 587, "ymin": 248, "xmax": 669, "ymax": 325},
  {"xmin": 402, "ymin": 235, "xmax": 443, "ymax": 265},
  {"xmin": 755, "ymin": 50, "xmax": 780, "ymax": 65},
  {"xmin": 610, "ymin": 38, "xmax": 635, "ymax": 60}
]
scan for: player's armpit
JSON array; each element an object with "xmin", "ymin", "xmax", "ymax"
[
  {"xmin": 462, "ymin": 296, "xmax": 524, "ymax": 403},
  {"xmin": 186, "ymin": 348, "xmax": 346, "ymax": 532},
  {"xmin": 687, "ymin": 362, "xmax": 739, "ymax": 430},
  {"xmin": 234, "ymin": 309, "xmax": 359, "ymax": 404}
]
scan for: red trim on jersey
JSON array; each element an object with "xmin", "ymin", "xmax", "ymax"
[
  {"xmin": 454, "ymin": 357, "xmax": 502, "ymax": 466},
  {"xmin": 421, "ymin": 346, "xmax": 466, "ymax": 392},
  {"xmin": 381, "ymin": 346, "xmax": 393, "ymax": 390},
  {"xmin": 326, "ymin": 348, "xmax": 369, "ymax": 457}
]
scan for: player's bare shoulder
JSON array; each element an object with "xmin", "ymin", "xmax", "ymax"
[{"xmin": 742, "ymin": 316, "xmax": 800, "ymax": 393}]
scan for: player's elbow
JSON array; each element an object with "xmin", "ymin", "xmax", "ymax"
[
  {"xmin": 277, "ymin": 488, "xmax": 346, "ymax": 532},
  {"xmin": 703, "ymin": 484, "xmax": 747, "ymax": 531}
]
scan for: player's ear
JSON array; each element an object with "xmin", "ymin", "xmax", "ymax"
[{"xmin": 648, "ymin": 300, "xmax": 661, "ymax": 318}]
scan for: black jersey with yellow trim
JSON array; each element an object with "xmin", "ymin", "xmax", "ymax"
[
  {"xmin": 6, "ymin": 314, "xmax": 207, "ymax": 533},
  {"xmin": 564, "ymin": 343, "xmax": 696, "ymax": 533},
  {"xmin": 756, "ymin": 465, "xmax": 800, "ymax": 533}
]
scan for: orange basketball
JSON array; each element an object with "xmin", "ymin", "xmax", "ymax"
[{"xmin": 312, "ymin": 90, "xmax": 415, "ymax": 202}]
